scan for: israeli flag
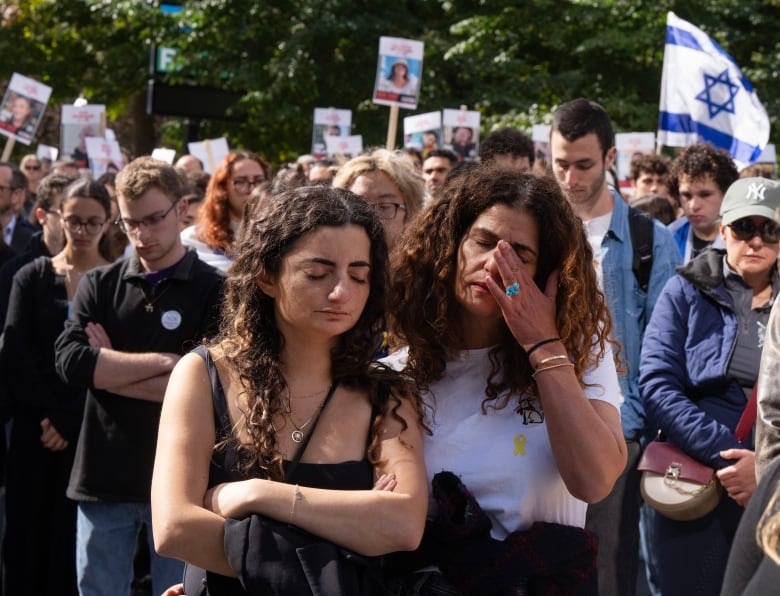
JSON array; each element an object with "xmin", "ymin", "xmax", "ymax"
[{"xmin": 657, "ymin": 12, "xmax": 770, "ymax": 169}]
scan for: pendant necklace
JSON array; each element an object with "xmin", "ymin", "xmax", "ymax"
[
  {"xmin": 286, "ymin": 399, "xmax": 326, "ymax": 443},
  {"xmin": 137, "ymin": 283, "xmax": 172, "ymax": 313}
]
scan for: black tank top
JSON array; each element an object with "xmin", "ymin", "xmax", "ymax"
[{"xmin": 185, "ymin": 347, "xmax": 383, "ymax": 595}]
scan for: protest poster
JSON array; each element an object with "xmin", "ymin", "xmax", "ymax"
[
  {"xmin": 151, "ymin": 148, "xmax": 176, "ymax": 164},
  {"xmin": 615, "ymin": 132, "xmax": 657, "ymax": 194},
  {"xmin": 325, "ymin": 134, "xmax": 363, "ymax": 158},
  {"xmin": 372, "ymin": 36, "xmax": 424, "ymax": 110},
  {"xmin": 61, "ymin": 105, "xmax": 106, "ymax": 169},
  {"xmin": 188, "ymin": 137, "xmax": 229, "ymax": 173},
  {"xmin": 442, "ymin": 108, "xmax": 480, "ymax": 161},
  {"xmin": 0, "ymin": 73, "xmax": 52, "ymax": 145},
  {"xmin": 312, "ymin": 108, "xmax": 352, "ymax": 158},
  {"xmin": 85, "ymin": 137, "xmax": 123, "ymax": 177},
  {"xmin": 403, "ymin": 111, "xmax": 442, "ymax": 159}
]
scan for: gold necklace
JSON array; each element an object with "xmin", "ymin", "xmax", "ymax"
[
  {"xmin": 284, "ymin": 386, "xmax": 331, "ymax": 414},
  {"xmin": 137, "ymin": 283, "xmax": 173, "ymax": 313}
]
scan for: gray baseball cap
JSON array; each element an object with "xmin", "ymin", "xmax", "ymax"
[{"xmin": 720, "ymin": 177, "xmax": 780, "ymax": 226}]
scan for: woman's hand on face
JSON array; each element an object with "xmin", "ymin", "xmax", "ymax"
[
  {"xmin": 717, "ymin": 449, "xmax": 757, "ymax": 507},
  {"xmin": 484, "ymin": 240, "xmax": 559, "ymax": 347}
]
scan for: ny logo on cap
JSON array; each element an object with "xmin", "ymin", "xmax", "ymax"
[{"xmin": 746, "ymin": 182, "xmax": 767, "ymax": 203}]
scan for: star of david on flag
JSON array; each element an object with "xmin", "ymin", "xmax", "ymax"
[{"xmin": 657, "ymin": 12, "xmax": 770, "ymax": 169}]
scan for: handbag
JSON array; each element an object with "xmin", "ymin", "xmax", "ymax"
[{"xmin": 638, "ymin": 384, "xmax": 758, "ymax": 522}]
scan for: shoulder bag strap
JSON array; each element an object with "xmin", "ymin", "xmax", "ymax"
[
  {"xmin": 734, "ymin": 384, "xmax": 758, "ymax": 444},
  {"xmin": 286, "ymin": 380, "xmax": 340, "ymax": 480}
]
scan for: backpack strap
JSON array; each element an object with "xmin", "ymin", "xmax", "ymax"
[{"xmin": 628, "ymin": 207, "xmax": 655, "ymax": 292}]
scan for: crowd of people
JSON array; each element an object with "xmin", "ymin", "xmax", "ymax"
[{"xmin": 0, "ymin": 96, "xmax": 778, "ymax": 596}]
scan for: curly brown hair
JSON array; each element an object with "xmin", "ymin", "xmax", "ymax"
[
  {"xmin": 389, "ymin": 165, "xmax": 613, "ymax": 412},
  {"xmin": 211, "ymin": 185, "xmax": 422, "ymax": 480},
  {"xmin": 197, "ymin": 150, "xmax": 272, "ymax": 253}
]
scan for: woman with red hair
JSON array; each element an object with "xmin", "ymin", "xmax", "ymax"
[{"xmin": 181, "ymin": 150, "xmax": 271, "ymax": 271}]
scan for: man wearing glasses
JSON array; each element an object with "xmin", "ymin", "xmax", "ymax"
[
  {"xmin": 55, "ymin": 157, "xmax": 224, "ymax": 596},
  {"xmin": 0, "ymin": 161, "xmax": 36, "ymax": 253}
]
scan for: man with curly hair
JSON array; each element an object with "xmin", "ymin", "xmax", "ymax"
[{"xmin": 667, "ymin": 143, "xmax": 739, "ymax": 263}]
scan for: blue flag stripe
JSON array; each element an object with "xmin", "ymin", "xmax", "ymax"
[{"xmin": 658, "ymin": 111, "xmax": 763, "ymax": 163}]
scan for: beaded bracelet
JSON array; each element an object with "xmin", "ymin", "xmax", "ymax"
[
  {"xmin": 290, "ymin": 484, "xmax": 302, "ymax": 523},
  {"xmin": 531, "ymin": 361, "xmax": 574, "ymax": 379},
  {"xmin": 525, "ymin": 337, "xmax": 561, "ymax": 359}
]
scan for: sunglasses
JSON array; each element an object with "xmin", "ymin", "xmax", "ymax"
[
  {"xmin": 24, "ymin": 164, "xmax": 41, "ymax": 171},
  {"xmin": 728, "ymin": 218, "xmax": 780, "ymax": 244}
]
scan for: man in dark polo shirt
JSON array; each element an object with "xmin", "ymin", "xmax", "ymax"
[{"xmin": 55, "ymin": 157, "xmax": 224, "ymax": 596}]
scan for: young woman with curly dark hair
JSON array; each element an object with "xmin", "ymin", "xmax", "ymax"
[{"xmin": 153, "ymin": 186, "xmax": 428, "ymax": 595}]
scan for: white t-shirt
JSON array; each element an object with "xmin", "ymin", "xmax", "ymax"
[
  {"xmin": 582, "ymin": 211, "xmax": 611, "ymax": 292},
  {"xmin": 382, "ymin": 344, "xmax": 620, "ymax": 538}
]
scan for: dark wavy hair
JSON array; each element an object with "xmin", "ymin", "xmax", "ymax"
[
  {"xmin": 212, "ymin": 185, "xmax": 420, "ymax": 480},
  {"xmin": 197, "ymin": 150, "xmax": 272, "ymax": 253},
  {"xmin": 667, "ymin": 142, "xmax": 739, "ymax": 200},
  {"xmin": 389, "ymin": 165, "xmax": 613, "ymax": 412}
]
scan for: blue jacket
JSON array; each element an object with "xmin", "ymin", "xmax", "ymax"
[
  {"xmin": 667, "ymin": 216, "xmax": 725, "ymax": 263},
  {"xmin": 638, "ymin": 249, "xmax": 753, "ymax": 469},
  {"xmin": 601, "ymin": 193, "xmax": 680, "ymax": 441}
]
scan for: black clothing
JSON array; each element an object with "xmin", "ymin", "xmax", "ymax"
[
  {"xmin": 389, "ymin": 471, "xmax": 599, "ymax": 596},
  {"xmin": 184, "ymin": 346, "xmax": 381, "ymax": 595},
  {"xmin": 1, "ymin": 256, "xmax": 82, "ymax": 595},
  {"xmin": 0, "ymin": 230, "xmax": 51, "ymax": 329},
  {"xmin": 8, "ymin": 215, "xmax": 37, "ymax": 254},
  {"xmin": 720, "ymin": 457, "xmax": 780, "ymax": 595},
  {"xmin": 55, "ymin": 250, "xmax": 223, "ymax": 503}
]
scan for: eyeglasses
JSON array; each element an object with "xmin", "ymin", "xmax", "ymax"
[
  {"xmin": 0, "ymin": 185, "xmax": 11, "ymax": 193},
  {"xmin": 115, "ymin": 200, "xmax": 179, "ymax": 234},
  {"xmin": 728, "ymin": 218, "xmax": 780, "ymax": 244},
  {"xmin": 371, "ymin": 202, "xmax": 407, "ymax": 220},
  {"xmin": 54, "ymin": 212, "xmax": 107, "ymax": 236},
  {"xmin": 23, "ymin": 164, "xmax": 41, "ymax": 171},
  {"xmin": 231, "ymin": 177, "xmax": 265, "ymax": 193}
]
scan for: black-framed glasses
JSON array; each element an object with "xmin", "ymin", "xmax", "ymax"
[
  {"xmin": 57, "ymin": 213, "xmax": 107, "ymax": 236},
  {"xmin": 231, "ymin": 177, "xmax": 265, "ymax": 193},
  {"xmin": 728, "ymin": 218, "xmax": 780, "ymax": 244},
  {"xmin": 0, "ymin": 185, "xmax": 11, "ymax": 193},
  {"xmin": 371, "ymin": 202, "xmax": 407, "ymax": 220},
  {"xmin": 116, "ymin": 200, "xmax": 179, "ymax": 234},
  {"xmin": 23, "ymin": 164, "xmax": 41, "ymax": 171}
]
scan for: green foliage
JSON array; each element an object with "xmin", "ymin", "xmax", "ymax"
[{"xmin": 0, "ymin": 0, "xmax": 777, "ymax": 165}]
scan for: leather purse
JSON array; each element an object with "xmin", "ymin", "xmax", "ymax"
[
  {"xmin": 638, "ymin": 385, "xmax": 758, "ymax": 522},
  {"xmin": 637, "ymin": 440, "xmax": 721, "ymax": 521}
]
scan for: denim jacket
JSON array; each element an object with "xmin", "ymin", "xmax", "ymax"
[{"xmin": 600, "ymin": 191, "xmax": 681, "ymax": 442}]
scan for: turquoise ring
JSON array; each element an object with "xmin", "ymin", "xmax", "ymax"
[{"xmin": 505, "ymin": 282, "xmax": 520, "ymax": 297}]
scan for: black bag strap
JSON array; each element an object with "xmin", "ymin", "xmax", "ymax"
[
  {"xmin": 286, "ymin": 381, "xmax": 339, "ymax": 481},
  {"xmin": 628, "ymin": 206, "xmax": 655, "ymax": 292}
]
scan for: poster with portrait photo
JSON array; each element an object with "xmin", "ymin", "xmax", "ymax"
[
  {"xmin": 372, "ymin": 36, "xmax": 424, "ymax": 110},
  {"xmin": 61, "ymin": 105, "xmax": 106, "ymax": 169},
  {"xmin": 403, "ymin": 111, "xmax": 442, "ymax": 159},
  {"xmin": 85, "ymin": 137, "xmax": 123, "ymax": 178},
  {"xmin": 532, "ymin": 124, "xmax": 551, "ymax": 172},
  {"xmin": 0, "ymin": 73, "xmax": 52, "ymax": 145},
  {"xmin": 312, "ymin": 108, "xmax": 352, "ymax": 158},
  {"xmin": 325, "ymin": 134, "xmax": 363, "ymax": 159},
  {"xmin": 442, "ymin": 108, "xmax": 480, "ymax": 161},
  {"xmin": 615, "ymin": 132, "xmax": 656, "ymax": 195}
]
